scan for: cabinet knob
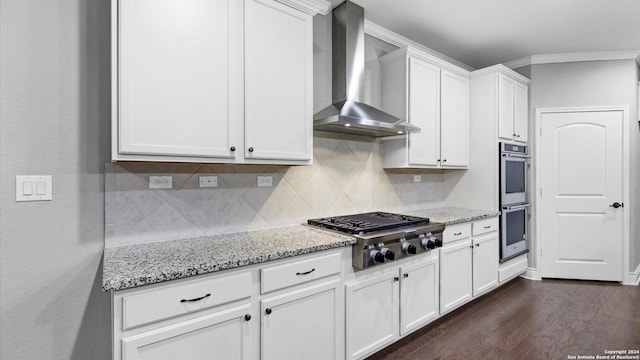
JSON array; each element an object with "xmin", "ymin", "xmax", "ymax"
[
  {"xmin": 442, "ymin": 159, "xmax": 447, "ymax": 163},
  {"xmin": 248, "ymin": 147, "xmax": 254, "ymax": 153},
  {"xmin": 403, "ymin": 273, "xmax": 409, "ymax": 278},
  {"xmin": 393, "ymin": 276, "xmax": 399, "ymax": 282},
  {"xmin": 513, "ymin": 133, "xmax": 517, "ymax": 137},
  {"xmin": 244, "ymin": 314, "xmax": 252, "ymax": 321},
  {"xmin": 475, "ymin": 243, "xmax": 480, "ymax": 247},
  {"xmin": 230, "ymin": 146, "xmax": 236, "ymax": 152},
  {"xmin": 265, "ymin": 308, "xmax": 272, "ymax": 315}
]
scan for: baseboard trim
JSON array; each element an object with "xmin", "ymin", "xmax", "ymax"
[
  {"xmin": 521, "ymin": 267, "xmax": 541, "ymax": 281},
  {"xmin": 623, "ymin": 264, "xmax": 640, "ymax": 285}
]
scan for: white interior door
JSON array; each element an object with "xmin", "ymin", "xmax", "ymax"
[{"xmin": 538, "ymin": 109, "xmax": 623, "ymax": 281}]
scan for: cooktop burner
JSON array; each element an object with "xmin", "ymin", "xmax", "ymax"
[{"xmin": 307, "ymin": 211, "xmax": 430, "ymax": 234}]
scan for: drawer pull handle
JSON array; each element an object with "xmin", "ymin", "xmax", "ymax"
[
  {"xmin": 484, "ymin": 226, "xmax": 491, "ymax": 229},
  {"xmin": 296, "ymin": 268, "xmax": 316, "ymax": 276},
  {"xmin": 180, "ymin": 293, "xmax": 211, "ymax": 303},
  {"xmin": 454, "ymin": 232, "xmax": 462, "ymax": 236}
]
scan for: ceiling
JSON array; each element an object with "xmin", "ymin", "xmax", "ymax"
[{"xmin": 330, "ymin": 0, "xmax": 640, "ymax": 69}]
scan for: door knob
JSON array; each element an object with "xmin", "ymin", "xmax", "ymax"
[{"xmin": 609, "ymin": 202, "xmax": 624, "ymax": 209}]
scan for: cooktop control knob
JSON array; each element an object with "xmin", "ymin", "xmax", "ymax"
[
  {"xmin": 402, "ymin": 242, "xmax": 417, "ymax": 255},
  {"xmin": 380, "ymin": 247, "xmax": 395, "ymax": 261},
  {"xmin": 370, "ymin": 250, "xmax": 386, "ymax": 264},
  {"xmin": 434, "ymin": 237, "xmax": 443, "ymax": 248},
  {"xmin": 421, "ymin": 237, "xmax": 435, "ymax": 249}
]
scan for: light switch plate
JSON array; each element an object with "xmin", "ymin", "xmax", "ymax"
[{"xmin": 16, "ymin": 175, "xmax": 52, "ymax": 202}]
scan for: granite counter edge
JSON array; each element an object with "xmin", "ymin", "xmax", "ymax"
[{"xmin": 102, "ymin": 238, "xmax": 355, "ymax": 292}]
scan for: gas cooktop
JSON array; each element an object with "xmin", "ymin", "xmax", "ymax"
[
  {"xmin": 308, "ymin": 211, "xmax": 444, "ymax": 270},
  {"xmin": 307, "ymin": 211, "xmax": 430, "ymax": 234}
]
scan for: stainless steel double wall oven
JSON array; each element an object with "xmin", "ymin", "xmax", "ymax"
[{"xmin": 499, "ymin": 142, "xmax": 530, "ymax": 262}]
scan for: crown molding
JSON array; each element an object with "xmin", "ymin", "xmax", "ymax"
[
  {"xmin": 505, "ymin": 50, "xmax": 640, "ymax": 69},
  {"xmin": 275, "ymin": 0, "xmax": 331, "ymax": 15},
  {"xmin": 471, "ymin": 64, "xmax": 530, "ymax": 84},
  {"xmin": 364, "ymin": 20, "xmax": 474, "ymax": 73}
]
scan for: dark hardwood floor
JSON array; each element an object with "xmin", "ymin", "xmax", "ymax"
[{"xmin": 367, "ymin": 278, "xmax": 640, "ymax": 360}]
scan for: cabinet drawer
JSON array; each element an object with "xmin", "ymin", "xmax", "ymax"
[
  {"xmin": 443, "ymin": 223, "xmax": 471, "ymax": 244},
  {"xmin": 122, "ymin": 272, "xmax": 252, "ymax": 330},
  {"xmin": 261, "ymin": 252, "xmax": 340, "ymax": 294},
  {"xmin": 472, "ymin": 217, "xmax": 498, "ymax": 236}
]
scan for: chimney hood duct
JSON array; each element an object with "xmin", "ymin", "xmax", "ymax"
[{"xmin": 313, "ymin": 1, "xmax": 420, "ymax": 137}]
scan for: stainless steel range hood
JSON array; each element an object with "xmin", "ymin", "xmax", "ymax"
[{"xmin": 314, "ymin": 1, "xmax": 420, "ymax": 137}]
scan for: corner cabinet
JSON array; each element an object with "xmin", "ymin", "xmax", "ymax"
[
  {"xmin": 111, "ymin": 0, "xmax": 328, "ymax": 164},
  {"xmin": 379, "ymin": 47, "xmax": 469, "ymax": 169}
]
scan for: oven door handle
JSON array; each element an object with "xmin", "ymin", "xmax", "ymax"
[
  {"xmin": 502, "ymin": 153, "xmax": 531, "ymax": 159},
  {"xmin": 502, "ymin": 204, "xmax": 531, "ymax": 211}
]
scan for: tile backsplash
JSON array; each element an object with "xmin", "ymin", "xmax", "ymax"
[{"xmin": 105, "ymin": 132, "xmax": 445, "ymax": 248}]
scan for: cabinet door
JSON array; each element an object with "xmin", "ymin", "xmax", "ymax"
[
  {"xmin": 407, "ymin": 57, "xmax": 440, "ymax": 167},
  {"xmin": 440, "ymin": 70, "xmax": 469, "ymax": 167},
  {"xmin": 122, "ymin": 304, "xmax": 251, "ymax": 360},
  {"xmin": 513, "ymin": 81, "xmax": 528, "ymax": 143},
  {"xmin": 473, "ymin": 233, "xmax": 499, "ymax": 296},
  {"xmin": 116, "ymin": 0, "xmax": 240, "ymax": 158},
  {"xmin": 497, "ymin": 73, "xmax": 515, "ymax": 141},
  {"xmin": 399, "ymin": 256, "xmax": 439, "ymax": 336},
  {"xmin": 439, "ymin": 240, "xmax": 472, "ymax": 314},
  {"xmin": 345, "ymin": 272, "xmax": 399, "ymax": 360},
  {"xmin": 244, "ymin": 0, "xmax": 313, "ymax": 162},
  {"xmin": 261, "ymin": 280, "xmax": 340, "ymax": 360}
]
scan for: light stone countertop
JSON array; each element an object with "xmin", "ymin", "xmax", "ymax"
[
  {"xmin": 102, "ymin": 207, "xmax": 498, "ymax": 292},
  {"xmin": 408, "ymin": 207, "xmax": 500, "ymax": 225},
  {"xmin": 102, "ymin": 225, "xmax": 355, "ymax": 292}
]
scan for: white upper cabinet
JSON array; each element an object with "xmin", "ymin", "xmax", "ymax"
[
  {"xmin": 407, "ymin": 57, "xmax": 441, "ymax": 167},
  {"xmin": 440, "ymin": 70, "xmax": 470, "ymax": 167},
  {"xmin": 244, "ymin": 0, "xmax": 313, "ymax": 162},
  {"xmin": 112, "ymin": 0, "xmax": 327, "ymax": 164},
  {"xmin": 496, "ymin": 71, "xmax": 529, "ymax": 143},
  {"xmin": 380, "ymin": 47, "xmax": 469, "ymax": 169},
  {"xmin": 115, "ymin": 0, "xmax": 241, "ymax": 160},
  {"xmin": 513, "ymin": 81, "xmax": 529, "ymax": 143}
]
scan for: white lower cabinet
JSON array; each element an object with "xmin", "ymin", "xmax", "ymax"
[
  {"xmin": 399, "ymin": 257, "xmax": 439, "ymax": 335},
  {"xmin": 439, "ymin": 238, "xmax": 473, "ymax": 314},
  {"xmin": 261, "ymin": 280, "xmax": 341, "ymax": 360},
  {"xmin": 440, "ymin": 217, "xmax": 500, "ymax": 314},
  {"xmin": 122, "ymin": 304, "xmax": 252, "ymax": 360},
  {"xmin": 346, "ymin": 271, "xmax": 399, "ymax": 360},
  {"xmin": 472, "ymin": 233, "xmax": 499, "ymax": 296},
  {"xmin": 112, "ymin": 248, "xmax": 347, "ymax": 360},
  {"xmin": 345, "ymin": 253, "xmax": 439, "ymax": 360}
]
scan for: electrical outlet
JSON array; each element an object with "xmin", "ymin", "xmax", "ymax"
[
  {"xmin": 149, "ymin": 175, "xmax": 172, "ymax": 189},
  {"xmin": 414, "ymin": 175, "xmax": 422, "ymax": 183},
  {"xmin": 199, "ymin": 175, "xmax": 218, "ymax": 188},
  {"xmin": 257, "ymin": 175, "xmax": 273, "ymax": 187}
]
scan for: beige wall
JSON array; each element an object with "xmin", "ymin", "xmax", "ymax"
[
  {"xmin": 525, "ymin": 59, "xmax": 640, "ymax": 274},
  {"xmin": 0, "ymin": 0, "xmax": 112, "ymax": 359}
]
